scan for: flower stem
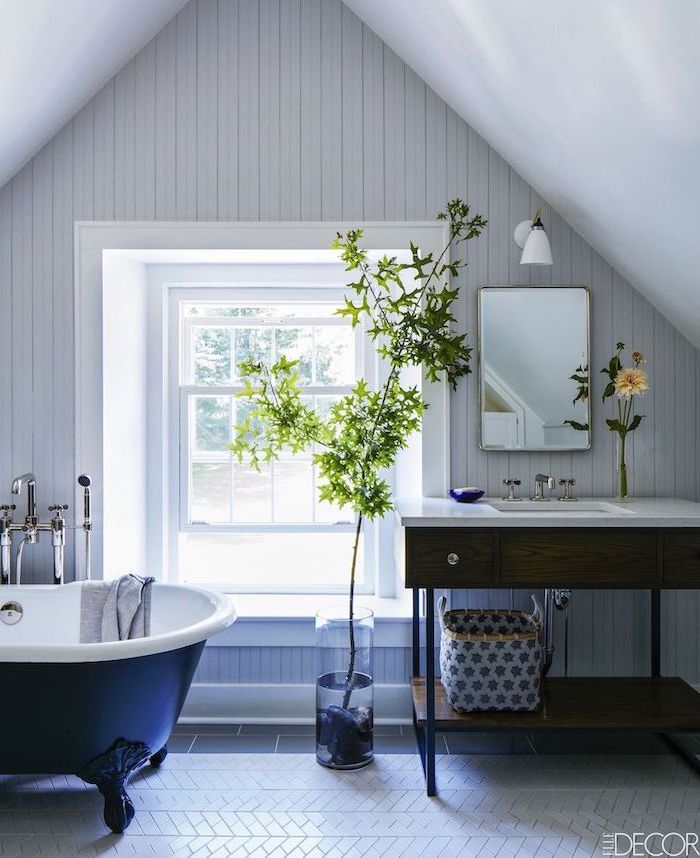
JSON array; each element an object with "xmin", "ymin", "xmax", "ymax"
[{"xmin": 618, "ymin": 434, "xmax": 628, "ymax": 498}]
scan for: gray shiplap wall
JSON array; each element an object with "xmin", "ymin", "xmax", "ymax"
[{"xmin": 1, "ymin": 0, "xmax": 699, "ymax": 679}]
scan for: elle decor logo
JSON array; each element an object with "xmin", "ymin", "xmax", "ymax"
[{"xmin": 602, "ymin": 833, "xmax": 700, "ymax": 857}]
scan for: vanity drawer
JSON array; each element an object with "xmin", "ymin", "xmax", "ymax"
[
  {"xmin": 663, "ymin": 530, "xmax": 700, "ymax": 586},
  {"xmin": 405, "ymin": 529, "xmax": 497, "ymax": 588},
  {"xmin": 499, "ymin": 529, "xmax": 660, "ymax": 588}
]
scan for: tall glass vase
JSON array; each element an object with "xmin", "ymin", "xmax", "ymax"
[
  {"xmin": 615, "ymin": 433, "xmax": 629, "ymax": 500},
  {"xmin": 315, "ymin": 606, "xmax": 374, "ymax": 769}
]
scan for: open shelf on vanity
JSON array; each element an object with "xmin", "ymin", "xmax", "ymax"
[{"xmin": 412, "ymin": 677, "xmax": 700, "ymax": 732}]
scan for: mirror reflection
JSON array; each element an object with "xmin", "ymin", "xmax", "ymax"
[{"xmin": 479, "ymin": 287, "xmax": 590, "ymax": 451}]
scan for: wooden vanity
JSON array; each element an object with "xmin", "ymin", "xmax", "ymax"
[{"xmin": 397, "ymin": 497, "xmax": 700, "ymax": 795}]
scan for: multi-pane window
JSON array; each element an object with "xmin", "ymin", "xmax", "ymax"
[{"xmin": 175, "ymin": 296, "xmax": 371, "ymax": 593}]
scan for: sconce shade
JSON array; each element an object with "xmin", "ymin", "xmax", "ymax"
[{"xmin": 519, "ymin": 217, "xmax": 553, "ymax": 265}]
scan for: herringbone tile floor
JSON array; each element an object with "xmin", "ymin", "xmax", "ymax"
[{"xmin": 0, "ymin": 751, "xmax": 698, "ymax": 856}]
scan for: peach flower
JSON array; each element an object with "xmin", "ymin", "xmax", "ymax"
[{"xmin": 614, "ymin": 367, "xmax": 649, "ymax": 398}]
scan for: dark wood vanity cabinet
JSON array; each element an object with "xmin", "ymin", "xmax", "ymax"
[
  {"xmin": 405, "ymin": 528, "xmax": 497, "ymax": 587},
  {"xmin": 662, "ymin": 529, "xmax": 700, "ymax": 585},
  {"xmin": 500, "ymin": 529, "xmax": 660, "ymax": 587},
  {"xmin": 406, "ymin": 521, "xmax": 700, "ymax": 796},
  {"xmin": 405, "ymin": 526, "xmax": 700, "ymax": 588}
]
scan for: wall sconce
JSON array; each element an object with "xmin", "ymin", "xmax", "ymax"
[{"xmin": 513, "ymin": 207, "xmax": 553, "ymax": 265}]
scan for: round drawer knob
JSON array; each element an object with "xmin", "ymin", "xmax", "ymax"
[{"xmin": 447, "ymin": 552, "xmax": 459, "ymax": 566}]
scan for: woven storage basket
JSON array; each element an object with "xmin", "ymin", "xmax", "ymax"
[{"xmin": 438, "ymin": 596, "xmax": 543, "ymax": 713}]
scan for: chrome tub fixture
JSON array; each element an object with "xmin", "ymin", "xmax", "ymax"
[{"xmin": 1, "ymin": 474, "xmax": 93, "ymax": 586}]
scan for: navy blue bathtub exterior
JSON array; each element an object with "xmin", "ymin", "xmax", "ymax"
[{"xmin": 0, "ymin": 641, "xmax": 204, "ymax": 775}]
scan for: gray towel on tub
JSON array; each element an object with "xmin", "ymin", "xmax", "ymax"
[{"xmin": 80, "ymin": 574, "xmax": 155, "ymax": 643}]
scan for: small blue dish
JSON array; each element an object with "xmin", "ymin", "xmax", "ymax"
[{"xmin": 449, "ymin": 487, "xmax": 485, "ymax": 504}]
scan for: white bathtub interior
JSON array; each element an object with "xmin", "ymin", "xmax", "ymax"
[{"xmin": 0, "ymin": 582, "xmax": 235, "ymax": 660}]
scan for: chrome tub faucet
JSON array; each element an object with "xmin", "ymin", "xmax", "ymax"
[
  {"xmin": 11, "ymin": 473, "xmax": 37, "ymax": 534},
  {"xmin": 1, "ymin": 474, "xmax": 93, "ymax": 586}
]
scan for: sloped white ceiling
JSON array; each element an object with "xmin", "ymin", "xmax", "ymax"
[
  {"xmin": 346, "ymin": 0, "xmax": 700, "ymax": 347},
  {"xmin": 0, "ymin": 0, "xmax": 187, "ymax": 188}
]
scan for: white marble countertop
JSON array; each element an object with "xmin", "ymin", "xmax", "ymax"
[{"xmin": 395, "ymin": 497, "xmax": 700, "ymax": 528}]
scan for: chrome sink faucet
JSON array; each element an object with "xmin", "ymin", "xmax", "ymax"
[{"xmin": 531, "ymin": 473, "xmax": 556, "ymax": 501}]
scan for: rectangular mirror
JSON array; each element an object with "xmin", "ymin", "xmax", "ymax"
[{"xmin": 479, "ymin": 286, "xmax": 590, "ymax": 451}]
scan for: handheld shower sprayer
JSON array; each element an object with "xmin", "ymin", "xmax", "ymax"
[{"xmin": 78, "ymin": 475, "xmax": 92, "ymax": 580}]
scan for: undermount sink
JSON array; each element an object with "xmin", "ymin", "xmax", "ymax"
[{"xmin": 486, "ymin": 500, "xmax": 635, "ymax": 516}]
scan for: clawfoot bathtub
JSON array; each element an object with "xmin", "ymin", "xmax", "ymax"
[{"xmin": 0, "ymin": 581, "xmax": 235, "ymax": 833}]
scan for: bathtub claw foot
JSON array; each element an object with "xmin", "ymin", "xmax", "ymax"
[
  {"xmin": 78, "ymin": 738, "xmax": 151, "ymax": 834},
  {"xmin": 150, "ymin": 744, "xmax": 168, "ymax": 767},
  {"xmin": 98, "ymin": 780, "xmax": 135, "ymax": 834}
]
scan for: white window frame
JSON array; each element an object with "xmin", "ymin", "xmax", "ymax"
[
  {"xmin": 169, "ymin": 283, "xmax": 381, "ymax": 594},
  {"xmin": 74, "ymin": 221, "xmax": 450, "ymax": 597}
]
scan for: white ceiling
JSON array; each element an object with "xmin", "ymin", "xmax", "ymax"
[
  {"xmin": 346, "ymin": 0, "xmax": 700, "ymax": 348},
  {"xmin": 0, "ymin": 0, "xmax": 187, "ymax": 189}
]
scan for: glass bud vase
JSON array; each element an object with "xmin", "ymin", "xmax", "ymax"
[
  {"xmin": 315, "ymin": 606, "xmax": 374, "ymax": 770},
  {"xmin": 615, "ymin": 433, "xmax": 630, "ymax": 500}
]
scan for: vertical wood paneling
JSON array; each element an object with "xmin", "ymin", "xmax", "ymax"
[
  {"xmin": 403, "ymin": 67, "xmax": 425, "ymax": 220},
  {"xmin": 446, "ymin": 107, "xmax": 468, "ymax": 487},
  {"xmin": 300, "ymin": 0, "xmax": 321, "ymax": 219},
  {"xmin": 0, "ymin": 187, "xmax": 12, "ymax": 492},
  {"xmin": 11, "ymin": 166, "xmax": 33, "ymax": 486},
  {"xmin": 196, "ymin": 0, "xmax": 219, "ymax": 219},
  {"xmin": 341, "ymin": 3, "xmax": 363, "ymax": 219},
  {"xmin": 361, "ymin": 25, "xmax": 384, "ymax": 220},
  {"xmin": 280, "ymin": 0, "xmax": 301, "ymax": 220},
  {"xmin": 114, "ymin": 60, "xmax": 136, "ymax": 220},
  {"xmin": 320, "ymin": 0, "xmax": 341, "ymax": 219},
  {"xmin": 155, "ymin": 18, "xmax": 177, "ymax": 219},
  {"xmin": 1, "ymin": 0, "xmax": 697, "ymax": 678},
  {"xmin": 382, "ymin": 47, "xmax": 404, "ymax": 221},
  {"xmin": 134, "ymin": 41, "xmax": 156, "ymax": 220},
  {"xmin": 464, "ymin": 128, "xmax": 489, "ymax": 497},
  {"xmin": 259, "ymin": 0, "xmax": 280, "ymax": 221},
  {"xmin": 176, "ymin": 3, "xmax": 197, "ymax": 219},
  {"xmin": 216, "ymin": 0, "xmax": 238, "ymax": 220}
]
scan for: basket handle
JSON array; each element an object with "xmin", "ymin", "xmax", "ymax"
[
  {"xmin": 437, "ymin": 595, "xmax": 448, "ymax": 630},
  {"xmin": 530, "ymin": 594, "xmax": 544, "ymax": 631}
]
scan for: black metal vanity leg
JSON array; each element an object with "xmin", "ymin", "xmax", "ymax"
[
  {"xmin": 149, "ymin": 745, "xmax": 168, "ymax": 768},
  {"xmin": 651, "ymin": 589, "xmax": 661, "ymax": 677},
  {"xmin": 425, "ymin": 588, "xmax": 436, "ymax": 796},
  {"xmin": 412, "ymin": 588, "xmax": 420, "ymax": 677},
  {"xmin": 78, "ymin": 739, "xmax": 151, "ymax": 834}
]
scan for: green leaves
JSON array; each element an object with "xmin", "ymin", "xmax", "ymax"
[
  {"xmin": 563, "ymin": 419, "xmax": 589, "ymax": 432},
  {"xmin": 605, "ymin": 418, "xmax": 625, "ymax": 434},
  {"xmin": 231, "ymin": 198, "xmax": 487, "ymax": 521},
  {"xmin": 628, "ymin": 414, "xmax": 645, "ymax": 432},
  {"xmin": 331, "ymin": 201, "xmax": 486, "ymax": 390},
  {"xmin": 568, "ymin": 362, "xmax": 589, "ymax": 406},
  {"xmin": 600, "ymin": 343, "xmax": 624, "ymax": 401}
]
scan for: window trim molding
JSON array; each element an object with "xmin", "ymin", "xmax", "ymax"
[{"xmin": 75, "ymin": 221, "xmax": 450, "ymax": 583}]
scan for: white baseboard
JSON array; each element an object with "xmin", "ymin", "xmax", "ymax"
[{"xmin": 180, "ymin": 682, "xmax": 413, "ymax": 725}]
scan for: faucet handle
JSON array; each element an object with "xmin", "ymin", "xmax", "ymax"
[
  {"xmin": 558, "ymin": 479, "xmax": 577, "ymax": 502},
  {"xmin": 48, "ymin": 504, "xmax": 69, "ymax": 513},
  {"xmin": 502, "ymin": 478, "xmax": 522, "ymax": 501},
  {"xmin": 0, "ymin": 504, "xmax": 16, "ymax": 511}
]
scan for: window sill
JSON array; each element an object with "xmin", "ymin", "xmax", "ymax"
[{"xmin": 206, "ymin": 590, "xmax": 414, "ymax": 648}]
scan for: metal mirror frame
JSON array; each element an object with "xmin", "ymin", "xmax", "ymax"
[{"xmin": 477, "ymin": 285, "xmax": 592, "ymax": 452}]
